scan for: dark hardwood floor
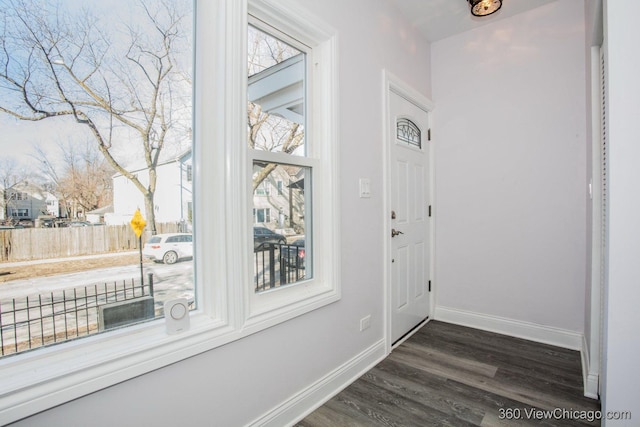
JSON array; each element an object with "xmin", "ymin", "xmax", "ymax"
[{"xmin": 297, "ymin": 321, "xmax": 600, "ymax": 426}]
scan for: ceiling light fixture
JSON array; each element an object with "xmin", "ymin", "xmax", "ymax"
[{"xmin": 468, "ymin": 0, "xmax": 502, "ymax": 17}]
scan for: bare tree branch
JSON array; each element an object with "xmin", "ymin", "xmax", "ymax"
[{"xmin": 0, "ymin": 0, "xmax": 192, "ymax": 233}]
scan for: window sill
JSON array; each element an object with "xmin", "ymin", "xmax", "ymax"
[
  {"xmin": 0, "ymin": 285, "xmax": 339, "ymax": 425},
  {"xmin": 0, "ymin": 312, "xmax": 223, "ymax": 425}
]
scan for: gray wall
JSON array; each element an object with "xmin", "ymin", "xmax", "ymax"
[{"xmin": 431, "ymin": 1, "xmax": 588, "ymax": 333}]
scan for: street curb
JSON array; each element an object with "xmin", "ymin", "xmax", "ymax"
[{"xmin": 0, "ymin": 251, "xmax": 139, "ymax": 268}]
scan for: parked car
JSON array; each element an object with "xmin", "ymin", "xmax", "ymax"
[
  {"xmin": 36, "ymin": 215, "xmax": 56, "ymax": 228},
  {"xmin": 253, "ymin": 226, "xmax": 286, "ymax": 250},
  {"xmin": 282, "ymin": 239, "xmax": 306, "ymax": 269},
  {"xmin": 143, "ymin": 233, "xmax": 193, "ymax": 264},
  {"xmin": 40, "ymin": 218, "xmax": 55, "ymax": 228},
  {"xmin": 68, "ymin": 221, "xmax": 91, "ymax": 227}
]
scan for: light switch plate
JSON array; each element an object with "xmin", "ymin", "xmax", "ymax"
[{"xmin": 359, "ymin": 178, "xmax": 371, "ymax": 198}]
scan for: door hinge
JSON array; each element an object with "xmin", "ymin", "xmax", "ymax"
[
  {"xmin": 428, "ymin": 280, "xmax": 431, "ymax": 292},
  {"xmin": 428, "ymin": 205, "xmax": 432, "ymax": 217},
  {"xmin": 428, "ymin": 128, "xmax": 431, "ymax": 141}
]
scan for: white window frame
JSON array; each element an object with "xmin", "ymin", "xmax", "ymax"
[
  {"xmin": 0, "ymin": 1, "xmax": 338, "ymax": 425},
  {"xmin": 243, "ymin": 1, "xmax": 339, "ymax": 327}
]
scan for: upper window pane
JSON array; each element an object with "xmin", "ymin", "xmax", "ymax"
[
  {"xmin": 0, "ymin": 0, "xmax": 194, "ymax": 357},
  {"xmin": 247, "ymin": 25, "xmax": 306, "ymax": 156}
]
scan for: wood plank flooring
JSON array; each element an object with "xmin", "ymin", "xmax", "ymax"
[{"xmin": 297, "ymin": 321, "xmax": 601, "ymax": 427}]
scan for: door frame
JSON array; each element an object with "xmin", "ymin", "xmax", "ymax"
[
  {"xmin": 585, "ymin": 45, "xmax": 605, "ymax": 399},
  {"xmin": 382, "ymin": 70, "xmax": 435, "ymax": 354}
]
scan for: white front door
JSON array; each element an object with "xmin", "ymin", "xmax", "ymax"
[{"xmin": 389, "ymin": 89, "xmax": 431, "ymax": 345}]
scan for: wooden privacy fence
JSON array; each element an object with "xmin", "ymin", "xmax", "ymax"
[{"xmin": 0, "ymin": 223, "xmax": 182, "ymax": 262}]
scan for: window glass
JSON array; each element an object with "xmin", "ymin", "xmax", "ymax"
[
  {"xmin": 254, "ymin": 208, "xmax": 271, "ymax": 224},
  {"xmin": 247, "ymin": 25, "xmax": 306, "ymax": 156},
  {"xmin": 0, "ymin": 0, "xmax": 194, "ymax": 357},
  {"xmin": 396, "ymin": 118, "xmax": 422, "ymax": 149},
  {"xmin": 248, "ymin": 24, "xmax": 312, "ymax": 293}
]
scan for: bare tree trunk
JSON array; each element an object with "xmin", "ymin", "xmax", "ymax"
[{"xmin": 144, "ymin": 191, "xmax": 157, "ymax": 235}]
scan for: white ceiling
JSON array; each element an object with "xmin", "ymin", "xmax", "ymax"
[{"xmin": 389, "ymin": 0, "xmax": 557, "ymax": 42}]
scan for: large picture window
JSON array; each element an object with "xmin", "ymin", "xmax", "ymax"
[{"xmin": 0, "ymin": 0, "xmax": 194, "ymax": 356}]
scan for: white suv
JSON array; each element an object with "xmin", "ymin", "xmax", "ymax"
[{"xmin": 143, "ymin": 233, "xmax": 193, "ymax": 264}]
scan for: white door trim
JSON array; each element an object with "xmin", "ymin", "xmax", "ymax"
[
  {"xmin": 382, "ymin": 70, "xmax": 435, "ymax": 354},
  {"xmin": 586, "ymin": 45, "xmax": 605, "ymax": 399}
]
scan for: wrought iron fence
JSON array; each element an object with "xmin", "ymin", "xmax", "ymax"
[
  {"xmin": 0, "ymin": 274, "xmax": 154, "ymax": 357},
  {"xmin": 254, "ymin": 243, "xmax": 306, "ymax": 292},
  {"xmin": 1, "ymin": 242, "xmax": 303, "ymax": 356}
]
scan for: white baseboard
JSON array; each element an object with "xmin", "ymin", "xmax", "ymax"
[
  {"xmin": 249, "ymin": 308, "xmax": 599, "ymax": 427},
  {"xmin": 581, "ymin": 335, "xmax": 600, "ymax": 399},
  {"xmin": 434, "ymin": 306, "xmax": 583, "ymax": 350},
  {"xmin": 248, "ymin": 339, "xmax": 387, "ymax": 427}
]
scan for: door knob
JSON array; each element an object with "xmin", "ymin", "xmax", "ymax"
[{"xmin": 391, "ymin": 229, "xmax": 404, "ymax": 238}]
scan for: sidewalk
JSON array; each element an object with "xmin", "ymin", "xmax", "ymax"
[{"xmin": 0, "ymin": 251, "xmax": 139, "ymax": 268}]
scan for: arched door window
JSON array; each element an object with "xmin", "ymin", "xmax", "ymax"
[{"xmin": 396, "ymin": 117, "xmax": 422, "ymax": 149}]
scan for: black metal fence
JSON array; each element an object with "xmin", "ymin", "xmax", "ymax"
[
  {"xmin": 0, "ymin": 274, "xmax": 154, "ymax": 357},
  {"xmin": 1, "ymin": 243, "xmax": 304, "ymax": 357},
  {"xmin": 254, "ymin": 243, "xmax": 306, "ymax": 292}
]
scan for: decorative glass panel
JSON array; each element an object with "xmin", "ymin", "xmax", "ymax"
[{"xmin": 396, "ymin": 118, "xmax": 422, "ymax": 148}]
